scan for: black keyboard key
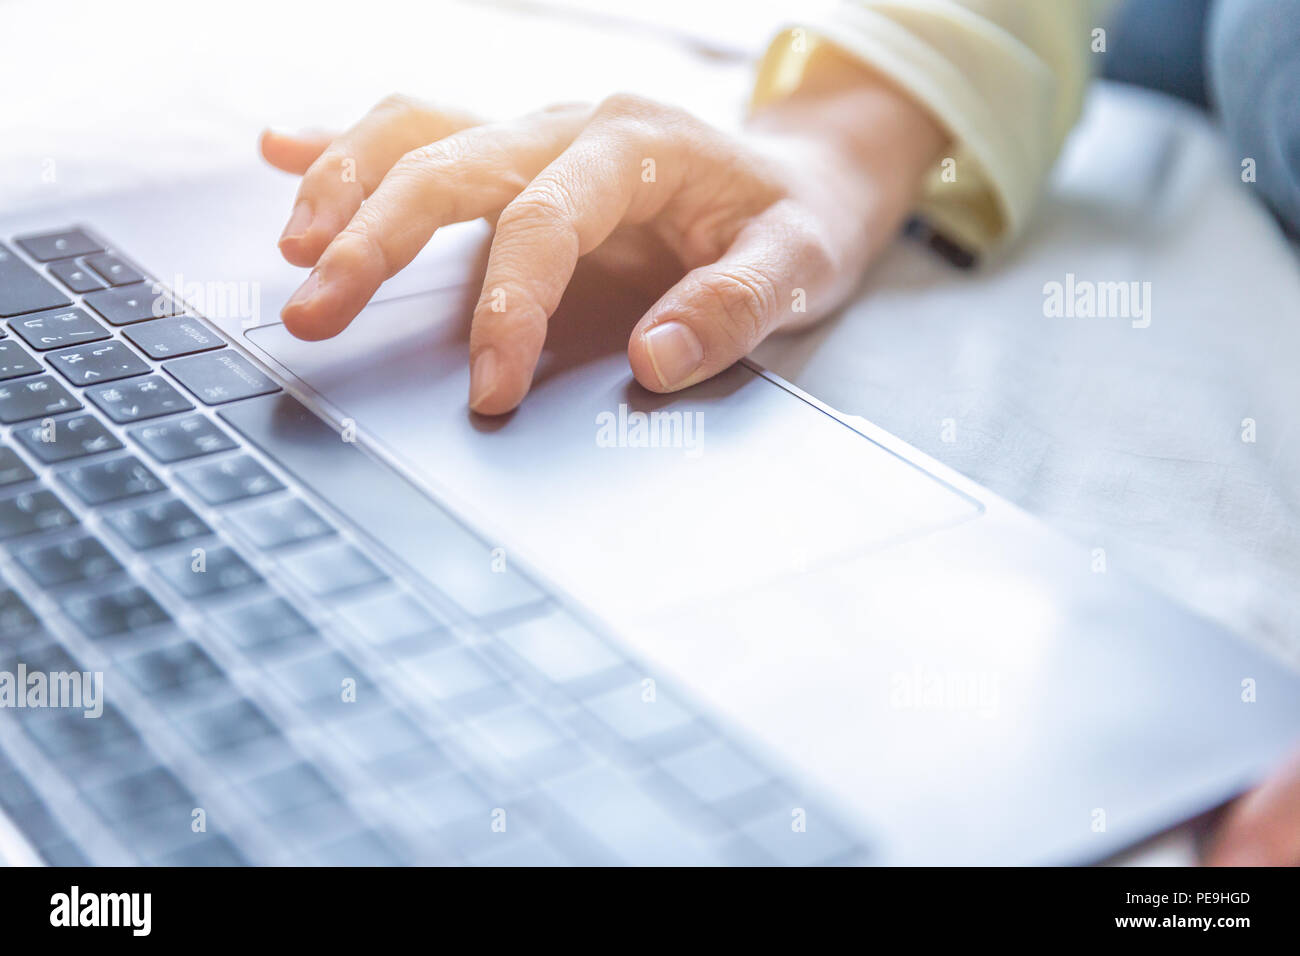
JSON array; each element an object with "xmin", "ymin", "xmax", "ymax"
[
  {"xmin": 113, "ymin": 801, "xmax": 209, "ymax": 858},
  {"xmin": 0, "ymin": 763, "xmax": 41, "ymax": 806},
  {"xmin": 165, "ymin": 350, "xmax": 278, "ymax": 404},
  {"xmin": 14, "ymin": 229, "xmax": 102, "ymax": 262},
  {"xmin": 86, "ymin": 375, "xmax": 192, "ymax": 423},
  {"xmin": 270, "ymin": 650, "xmax": 375, "ymax": 705},
  {"xmin": 265, "ymin": 798, "xmax": 364, "ymax": 851},
  {"xmin": 0, "ymin": 630, "xmax": 47, "ymax": 672},
  {"xmin": 14, "ymin": 413, "xmax": 122, "ymax": 463},
  {"xmin": 0, "ymin": 767, "xmax": 40, "ymax": 812},
  {"xmin": 47, "ymin": 260, "xmax": 106, "ymax": 294},
  {"xmin": 280, "ymin": 542, "xmax": 387, "ymax": 596},
  {"xmin": 128, "ymin": 414, "xmax": 235, "ymax": 463},
  {"xmin": 176, "ymin": 454, "xmax": 283, "ymax": 505},
  {"xmin": 23, "ymin": 706, "xmax": 137, "ymax": 760},
  {"xmin": 59, "ymin": 455, "xmax": 163, "ymax": 505},
  {"xmin": 117, "ymin": 641, "xmax": 224, "ymax": 695},
  {"xmin": 82, "ymin": 252, "xmax": 144, "ymax": 287},
  {"xmin": 23, "ymin": 720, "xmax": 144, "ymax": 783},
  {"xmin": 0, "ymin": 490, "xmax": 77, "ymax": 539},
  {"xmin": 154, "ymin": 544, "xmax": 262, "ymax": 598},
  {"xmin": 61, "ymin": 586, "xmax": 170, "ymax": 638},
  {"xmin": 338, "ymin": 591, "xmax": 447, "ymax": 650},
  {"xmin": 84, "ymin": 283, "xmax": 182, "ymax": 326},
  {"xmin": 177, "ymin": 698, "xmax": 276, "ymax": 752},
  {"xmin": 83, "ymin": 767, "xmax": 191, "ymax": 821},
  {"xmin": 225, "ymin": 497, "xmax": 334, "ymax": 550},
  {"xmin": 0, "ymin": 764, "xmax": 65, "ymax": 842},
  {"xmin": 0, "ymin": 375, "xmax": 82, "ymax": 423},
  {"xmin": 41, "ymin": 842, "xmax": 90, "ymax": 867},
  {"xmin": 16, "ymin": 535, "xmax": 123, "ymax": 587},
  {"xmin": 242, "ymin": 762, "xmax": 338, "ymax": 815},
  {"xmin": 3, "ymin": 800, "xmax": 64, "ymax": 847},
  {"xmin": 330, "ymin": 709, "xmax": 429, "ymax": 763},
  {"xmin": 48, "ymin": 340, "xmax": 150, "ymax": 386},
  {"xmin": 16, "ymin": 643, "xmax": 79, "ymax": 678},
  {"xmin": 123, "ymin": 315, "xmax": 223, "ymax": 359},
  {"xmin": 0, "ymin": 243, "xmax": 71, "ymax": 317},
  {"xmin": 154, "ymin": 836, "xmax": 246, "ymax": 867},
  {"xmin": 102, "ymin": 496, "xmax": 210, "ymax": 550},
  {"xmin": 0, "ymin": 340, "xmax": 42, "ymax": 381},
  {"xmin": 217, "ymin": 596, "xmax": 318, "ymax": 657},
  {"xmin": 0, "ymin": 588, "xmax": 40, "ymax": 642},
  {"xmin": 9, "ymin": 306, "xmax": 110, "ymax": 351},
  {"xmin": 22, "ymin": 707, "xmax": 142, "ymax": 779},
  {"xmin": 0, "ymin": 447, "xmax": 36, "ymax": 487}
]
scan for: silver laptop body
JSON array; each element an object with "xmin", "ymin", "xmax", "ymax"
[{"xmin": 0, "ymin": 167, "xmax": 1296, "ymax": 866}]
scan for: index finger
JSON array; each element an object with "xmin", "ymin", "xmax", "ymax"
[{"xmin": 467, "ymin": 108, "xmax": 683, "ymax": 414}]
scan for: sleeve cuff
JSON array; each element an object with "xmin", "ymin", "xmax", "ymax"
[{"xmin": 751, "ymin": 3, "xmax": 1067, "ymax": 254}]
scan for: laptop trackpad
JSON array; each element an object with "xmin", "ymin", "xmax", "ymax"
[{"xmin": 244, "ymin": 283, "xmax": 979, "ymax": 621}]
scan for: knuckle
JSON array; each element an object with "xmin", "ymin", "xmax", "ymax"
[
  {"xmin": 470, "ymin": 285, "xmax": 548, "ymax": 345},
  {"xmin": 393, "ymin": 141, "xmax": 463, "ymax": 179},
  {"xmin": 789, "ymin": 219, "xmax": 838, "ymax": 278},
  {"xmin": 596, "ymin": 92, "xmax": 656, "ymax": 118},
  {"xmin": 374, "ymin": 92, "xmax": 424, "ymax": 117},
  {"xmin": 497, "ymin": 182, "xmax": 575, "ymax": 232},
  {"xmin": 751, "ymin": 201, "xmax": 841, "ymax": 287},
  {"xmin": 391, "ymin": 138, "xmax": 527, "ymax": 219},
  {"xmin": 386, "ymin": 145, "xmax": 457, "ymax": 209},
  {"xmin": 491, "ymin": 163, "xmax": 533, "ymax": 200},
  {"xmin": 696, "ymin": 266, "xmax": 779, "ymax": 347},
  {"xmin": 330, "ymin": 221, "xmax": 390, "ymax": 278},
  {"xmin": 446, "ymin": 135, "xmax": 531, "ymax": 195},
  {"xmin": 594, "ymin": 93, "xmax": 684, "ymax": 144},
  {"xmin": 394, "ymin": 142, "xmax": 442, "ymax": 173},
  {"xmin": 540, "ymin": 100, "xmax": 592, "ymax": 115},
  {"xmin": 304, "ymin": 148, "xmax": 361, "ymax": 192}
]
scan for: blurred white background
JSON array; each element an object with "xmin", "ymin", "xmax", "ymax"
[{"xmin": 0, "ymin": 0, "xmax": 805, "ymax": 208}]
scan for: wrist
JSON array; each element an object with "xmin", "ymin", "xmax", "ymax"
[{"xmin": 746, "ymin": 43, "xmax": 949, "ymax": 236}]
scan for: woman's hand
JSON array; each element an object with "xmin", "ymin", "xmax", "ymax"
[
  {"xmin": 260, "ymin": 51, "xmax": 947, "ymax": 414},
  {"xmin": 1204, "ymin": 746, "xmax": 1300, "ymax": 865}
]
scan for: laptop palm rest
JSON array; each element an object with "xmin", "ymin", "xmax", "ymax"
[{"xmin": 243, "ymin": 279, "xmax": 980, "ymax": 625}]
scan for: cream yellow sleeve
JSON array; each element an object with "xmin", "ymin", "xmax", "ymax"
[{"xmin": 752, "ymin": 0, "xmax": 1113, "ymax": 254}]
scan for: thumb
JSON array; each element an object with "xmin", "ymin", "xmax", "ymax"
[{"xmin": 627, "ymin": 208, "xmax": 831, "ymax": 392}]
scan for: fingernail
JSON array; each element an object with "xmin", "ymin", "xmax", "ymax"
[
  {"xmin": 643, "ymin": 321, "xmax": 704, "ymax": 389},
  {"xmin": 469, "ymin": 348, "xmax": 499, "ymax": 410},
  {"xmin": 280, "ymin": 201, "xmax": 313, "ymax": 244},
  {"xmin": 284, "ymin": 271, "xmax": 322, "ymax": 312}
]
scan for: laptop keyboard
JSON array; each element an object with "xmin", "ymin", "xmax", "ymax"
[{"xmin": 0, "ymin": 226, "xmax": 867, "ymax": 866}]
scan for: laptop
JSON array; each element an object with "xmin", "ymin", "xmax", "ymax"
[{"xmin": 0, "ymin": 166, "xmax": 1296, "ymax": 867}]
